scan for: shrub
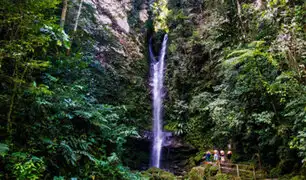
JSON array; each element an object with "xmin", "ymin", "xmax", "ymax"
[
  {"xmin": 216, "ymin": 173, "xmax": 231, "ymax": 180},
  {"xmin": 142, "ymin": 167, "xmax": 176, "ymax": 180},
  {"xmin": 188, "ymin": 166, "xmax": 205, "ymax": 180}
]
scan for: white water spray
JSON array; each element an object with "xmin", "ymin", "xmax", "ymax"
[{"xmin": 150, "ymin": 34, "xmax": 168, "ymax": 168}]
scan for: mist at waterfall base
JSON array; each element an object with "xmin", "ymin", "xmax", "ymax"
[{"xmin": 150, "ymin": 34, "xmax": 168, "ymax": 168}]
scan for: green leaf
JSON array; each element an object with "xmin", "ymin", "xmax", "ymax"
[
  {"xmin": 0, "ymin": 143, "xmax": 9, "ymax": 157},
  {"xmin": 56, "ymin": 40, "xmax": 62, "ymax": 46}
]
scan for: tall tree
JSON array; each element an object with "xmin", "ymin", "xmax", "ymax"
[
  {"xmin": 73, "ymin": 0, "xmax": 83, "ymax": 32},
  {"xmin": 67, "ymin": 0, "xmax": 83, "ymax": 55},
  {"xmin": 60, "ymin": 0, "xmax": 68, "ymax": 28}
]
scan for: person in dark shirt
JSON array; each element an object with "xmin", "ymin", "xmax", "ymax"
[
  {"xmin": 227, "ymin": 151, "xmax": 232, "ymax": 161},
  {"xmin": 203, "ymin": 151, "xmax": 211, "ymax": 162}
]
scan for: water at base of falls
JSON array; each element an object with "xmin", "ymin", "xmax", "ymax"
[{"xmin": 150, "ymin": 34, "xmax": 168, "ymax": 168}]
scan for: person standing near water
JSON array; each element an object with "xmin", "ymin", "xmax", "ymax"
[
  {"xmin": 227, "ymin": 151, "xmax": 232, "ymax": 162},
  {"xmin": 202, "ymin": 151, "xmax": 211, "ymax": 164},
  {"xmin": 213, "ymin": 150, "xmax": 219, "ymax": 162},
  {"xmin": 203, "ymin": 151, "xmax": 211, "ymax": 162},
  {"xmin": 220, "ymin": 150, "xmax": 225, "ymax": 163}
]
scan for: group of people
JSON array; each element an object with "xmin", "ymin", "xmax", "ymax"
[{"xmin": 203, "ymin": 150, "xmax": 232, "ymax": 164}]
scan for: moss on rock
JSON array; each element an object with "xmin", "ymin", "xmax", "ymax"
[
  {"xmin": 290, "ymin": 175, "xmax": 306, "ymax": 180},
  {"xmin": 142, "ymin": 167, "xmax": 177, "ymax": 180},
  {"xmin": 207, "ymin": 165, "xmax": 219, "ymax": 176},
  {"xmin": 215, "ymin": 173, "xmax": 238, "ymax": 180},
  {"xmin": 215, "ymin": 173, "xmax": 230, "ymax": 180},
  {"xmin": 187, "ymin": 166, "xmax": 206, "ymax": 180},
  {"xmin": 185, "ymin": 164, "xmax": 247, "ymax": 180}
]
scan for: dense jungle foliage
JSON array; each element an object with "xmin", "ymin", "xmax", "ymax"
[
  {"xmin": 0, "ymin": 0, "xmax": 305, "ymax": 179},
  {"xmin": 163, "ymin": 0, "xmax": 306, "ymax": 178}
]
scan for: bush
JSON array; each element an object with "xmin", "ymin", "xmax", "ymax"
[
  {"xmin": 215, "ymin": 173, "xmax": 231, "ymax": 180},
  {"xmin": 208, "ymin": 165, "xmax": 219, "ymax": 176},
  {"xmin": 269, "ymin": 167, "xmax": 282, "ymax": 178},
  {"xmin": 290, "ymin": 175, "xmax": 306, "ymax": 180},
  {"xmin": 142, "ymin": 167, "xmax": 176, "ymax": 180},
  {"xmin": 10, "ymin": 153, "xmax": 45, "ymax": 180},
  {"xmin": 188, "ymin": 166, "xmax": 205, "ymax": 180}
]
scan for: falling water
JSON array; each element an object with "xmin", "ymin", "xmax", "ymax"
[{"xmin": 149, "ymin": 34, "xmax": 168, "ymax": 168}]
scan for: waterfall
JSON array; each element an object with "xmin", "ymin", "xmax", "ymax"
[{"xmin": 149, "ymin": 34, "xmax": 168, "ymax": 168}]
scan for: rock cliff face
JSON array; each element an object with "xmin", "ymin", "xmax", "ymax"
[
  {"xmin": 86, "ymin": 0, "xmax": 149, "ymax": 34},
  {"xmin": 74, "ymin": 0, "xmax": 152, "ymax": 121},
  {"xmin": 83, "ymin": 0, "xmax": 149, "ymax": 61}
]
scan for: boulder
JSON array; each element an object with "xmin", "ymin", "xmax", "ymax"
[
  {"xmin": 186, "ymin": 164, "xmax": 224, "ymax": 180},
  {"xmin": 187, "ymin": 166, "xmax": 205, "ymax": 180},
  {"xmin": 142, "ymin": 167, "xmax": 177, "ymax": 180}
]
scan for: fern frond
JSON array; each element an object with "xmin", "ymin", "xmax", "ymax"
[{"xmin": 60, "ymin": 141, "xmax": 77, "ymax": 166}]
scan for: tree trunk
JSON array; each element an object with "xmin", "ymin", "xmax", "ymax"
[
  {"xmin": 60, "ymin": 0, "xmax": 68, "ymax": 28},
  {"xmin": 73, "ymin": 0, "xmax": 83, "ymax": 32},
  {"xmin": 7, "ymin": 82, "xmax": 17, "ymax": 140},
  {"xmin": 7, "ymin": 62, "xmax": 28, "ymax": 140},
  {"xmin": 257, "ymin": 152, "xmax": 262, "ymax": 170},
  {"xmin": 236, "ymin": 0, "xmax": 241, "ymax": 16},
  {"xmin": 7, "ymin": 62, "xmax": 18, "ymax": 140},
  {"xmin": 236, "ymin": 0, "xmax": 246, "ymax": 40},
  {"xmin": 67, "ymin": 0, "xmax": 83, "ymax": 55}
]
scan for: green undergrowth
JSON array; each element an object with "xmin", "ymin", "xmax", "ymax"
[{"xmin": 142, "ymin": 167, "xmax": 177, "ymax": 180}]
